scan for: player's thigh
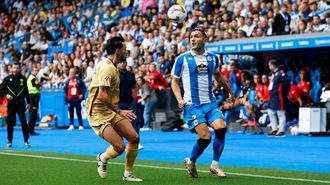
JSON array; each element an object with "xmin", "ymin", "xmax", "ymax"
[
  {"xmin": 103, "ymin": 123, "xmax": 125, "ymax": 148},
  {"xmin": 183, "ymin": 104, "xmax": 207, "ymax": 131},
  {"xmin": 114, "ymin": 119, "xmax": 139, "ymax": 143},
  {"xmin": 210, "ymin": 118, "xmax": 226, "ymax": 130},
  {"xmin": 194, "ymin": 123, "xmax": 211, "ymax": 139},
  {"xmin": 205, "ymin": 102, "xmax": 226, "ymax": 129}
]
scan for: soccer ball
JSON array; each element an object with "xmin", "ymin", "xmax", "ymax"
[{"xmin": 167, "ymin": 4, "xmax": 187, "ymax": 24}]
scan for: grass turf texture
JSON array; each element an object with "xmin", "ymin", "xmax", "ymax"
[{"xmin": 1, "ymin": 150, "xmax": 329, "ymax": 185}]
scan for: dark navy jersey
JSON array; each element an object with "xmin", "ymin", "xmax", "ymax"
[{"xmin": 268, "ymin": 69, "xmax": 290, "ymax": 110}]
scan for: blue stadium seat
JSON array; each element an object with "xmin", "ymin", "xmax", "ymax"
[
  {"xmin": 286, "ymin": 70, "xmax": 295, "ymax": 85},
  {"xmin": 311, "ymin": 69, "xmax": 320, "ymax": 85},
  {"xmin": 309, "ymin": 81, "xmax": 322, "ymax": 104},
  {"xmin": 120, "ymin": 7, "xmax": 133, "ymax": 18},
  {"xmin": 294, "ymin": 70, "xmax": 301, "ymax": 85}
]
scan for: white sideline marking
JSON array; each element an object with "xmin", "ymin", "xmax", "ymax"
[{"xmin": 0, "ymin": 151, "xmax": 329, "ymax": 184}]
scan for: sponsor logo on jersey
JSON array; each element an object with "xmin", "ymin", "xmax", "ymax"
[{"xmin": 195, "ymin": 64, "xmax": 209, "ymax": 75}]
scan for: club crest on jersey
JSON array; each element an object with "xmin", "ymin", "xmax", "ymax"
[
  {"xmin": 20, "ymin": 78, "xmax": 24, "ymax": 86},
  {"xmin": 195, "ymin": 64, "xmax": 209, "ymax": 75},
  {"xmin": 207, "ymin": 55, "xmax": 212, "ymax": 61},
  {"xmin": 193, "ymin": 119, "xmax": 198, "ymax": 126}
]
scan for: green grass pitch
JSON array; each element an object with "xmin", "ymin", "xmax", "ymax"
[{"xmin": 1, "ymin": 150, "xmax": 329, "ymax": 185}]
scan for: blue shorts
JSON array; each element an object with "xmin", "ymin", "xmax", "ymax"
[{"xmin": 183, "ymin": 101, "xmax": 225, "ymax": 132}]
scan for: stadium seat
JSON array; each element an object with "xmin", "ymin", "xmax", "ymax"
[
  {"xmin": 309, "ymin": 81, "xmax": 322, "ymax": 104},
  {"xmin": 311, "ymin": 69, "xmax": 320, "ymax": 85},
  {"xmin": 294, "ymin": 70, "xmax": 301, "ymax": 85},
  {"xmin": 286, "ymin": 70, "xmax": 295, "ymax": 85}
]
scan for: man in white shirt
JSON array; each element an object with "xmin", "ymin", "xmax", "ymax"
[{"xmin": 312, "ymin": 15, "xmax": 327, "ymax": 32}]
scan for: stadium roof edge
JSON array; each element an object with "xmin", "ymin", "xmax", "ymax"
[{"xmin": 206, "ymin": 32, "xmax": 330, "ymax": 54}]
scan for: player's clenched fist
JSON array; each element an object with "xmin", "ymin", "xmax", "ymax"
[{"xmin": 178, "ymin": 99, "xmax": 187, "ymax": 109}]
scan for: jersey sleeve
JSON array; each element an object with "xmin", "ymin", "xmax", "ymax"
[
  {"xmin": 171, "ymin": 55, "xmax": 185, "ymax": 78},
  {"xmin": 213, "ymin": 54, "xmax": 220, "ymax": 72},
  {"xmin": 95, "ymin": 63, "xmax": 115, "ymax": 87}
]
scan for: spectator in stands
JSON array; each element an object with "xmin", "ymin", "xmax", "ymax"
[
  {"xmin": 258, "ymin": 17, "xmax": 272, "ymax": 36},
  {"xmin": 273, "ymin": 4, "xmax": 291, "ymax": 35},
  {"xmin": 138, "ymin": 74, "xmax": 158, "ymax": 130},
  {"xmin": 292, "ymin": 20, "xmax": 307, "ymax": 34},
  {"xmin": 297, "ymin": 69, "xmax": 312, "ymax": 105},
  {"xmin": 0, "ymin": 49, "xmax": 10, "ymax": 83},
  {"xmin": 312, "ymin": 15, "xmax": 327, "ymax": 32},
  {"xmin": 64, "ymin": 68, "xmax": 86, "ymax": 131},
  {"xmin": 227, "ymin": 59, "xmax": 242, "ymax": 97},
  {"xmin": 144, "ymin": 62, "xmax": 169, "ymax": 90},
  {"xmin": 20, "ymin": 42, "xmax": 32, "ymax": 64},
  {"xmin": 158, "ymin": 54, "xmax": 171, "ymax": 77},
  {"xmin": 308, "ymin": 2, "xmax": 318, "ymax": 18},
  {"xmin": 135, "ymin": 76, "xmax": 145, "ymax": 129},
  {"xmin": 83, "ymin": 61, "xmax": 94, "ymax": 86},
  {"xmin": 261, "ymin": 74, "xmax": 270, "ymax": 106},
  {"xmin": 287, "ymin": 83, "xmax": 304, "ymax": 128},
  {"xmin": 267, "ymin": 59, "xmax": 290, "ymax": 136},
  {"xmin": 254, "ymin": 74, "xmax": 267, "ymax": 117},
  {"xmin": 240, "ymin": 75, "xmax": 258, "ymax": 127},
  {"xmin": 323, "ymin": 13, "xmax": 330, "ymax": 32},
  {"xmin": 118, "ymin": 60, "xmax": 140, "ymax": 134}
]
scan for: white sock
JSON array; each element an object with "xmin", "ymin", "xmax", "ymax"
[
  {"xmin": 124, "ymin": 170, "xmax": 132, "ymax": 177},
  {"xmin": 100, "ymin": 153, "xmax": 107, "ymax": 162},
  {"xmin": 211, "ymin": 160, "xmax": 218, "ymax": 167}
]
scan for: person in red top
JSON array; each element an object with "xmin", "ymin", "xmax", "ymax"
[
  {"xmin": 64, "ymin": 68, "xmax": 86, "ymax": 131},
  {"xmin": 297, "ymin": 69, "xmax": 312, "ymax": 105},
  {"xmin": 144, "ymin": 62, "xmax": 169, "ymax": 90},
  {"xmin": 286, "ymin": 84, "xmax": 303, "ymax": 128},
  {"xmin": 261, "ymin": 74, "xmax": 270, "ymax": 103},
  {"xmin": 220, "ymin": 64, "xmax": 229, "ymax": 81},
  {"xmin": 288, "ymin": 85, "xmax": 303, "ymax": 106},
  {"xmin": 254, "ymin": 74, "xmax": 264, "ymax": 101}
]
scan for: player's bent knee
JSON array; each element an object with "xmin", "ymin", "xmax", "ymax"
[
  {"xmin": 114, "ymin": 144, "xmax": 126, "ymax": 154},
  {"xmin": 197, "ymin": 138, "xmax": 211, "ymax": 149},
  {"xmin": 127, "ymin": 134, "xmax": 140, "ymax": 144},
  {"xmin": 211, "ymin": 119, "xmax": 226, "ymax": 130},
  {"xmin": 215, "ymin": 128, "xmax": 226, "ymax": 140}
]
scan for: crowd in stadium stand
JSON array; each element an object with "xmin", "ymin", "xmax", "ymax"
[{"xmin": 0, "ymin": 0, "xmax": 330, "ymax": 131}]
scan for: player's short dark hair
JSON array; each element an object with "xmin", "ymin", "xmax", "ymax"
[
  {"xmin": 12, "ymin": 62, "xmax": 21, "ymax": 67},
  {"xmin": 106, "ymin": 36, "xmax": 125, "ymax": 55},
  {"xmin": 269, "ymin": 59, "xmax": 279, "ymax": 67},
  {"xmin": 191, "ymin": 27, "xmax": 208, "ymax": 38}
]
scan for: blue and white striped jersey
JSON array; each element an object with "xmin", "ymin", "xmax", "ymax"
[{"xmin": 171, "ymin": 50, "xmax": 220, "ymax": 105}]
